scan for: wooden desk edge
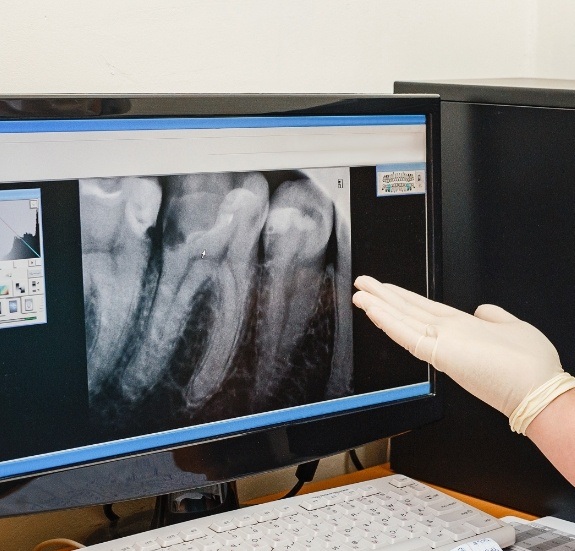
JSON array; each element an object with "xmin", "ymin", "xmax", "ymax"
[{"xmin": 244, "ymin": 463, "xmax": 537, "ymax": 521}]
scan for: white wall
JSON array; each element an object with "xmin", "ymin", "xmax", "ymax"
[
  {"xmin": 531, "ymin": 0, "xmax": 575, "ymax": 79},
  {"xmin": 0, "ymin": 0, "xmax": 542, "ymax": 95}
]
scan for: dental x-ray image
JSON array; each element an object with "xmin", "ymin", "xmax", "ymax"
[{"xmin": 81, "ymin": 169, "xmax": 352, "ymax": 435}]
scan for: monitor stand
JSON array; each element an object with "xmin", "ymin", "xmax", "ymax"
[{"xmin": 84, "ymin": 482, "xmax": 239, "ymax": 545}]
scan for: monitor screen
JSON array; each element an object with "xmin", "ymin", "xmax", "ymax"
[{"xmin": 0, "ymin": 95, "xmax": 441, "ymax": 516}]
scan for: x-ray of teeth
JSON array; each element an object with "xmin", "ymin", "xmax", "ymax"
[{"xmin": 81, "ymin": 168, "xmax": 352, "ymax": 433}]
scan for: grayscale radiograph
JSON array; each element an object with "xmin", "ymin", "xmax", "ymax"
[{"xmin": 80, "ymin": 170, "xmax": 352, "ymax": 434}]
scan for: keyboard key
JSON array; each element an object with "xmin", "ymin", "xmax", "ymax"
[
  {"xmin": 266, "ymin": 532, "xmax": 293, "ymax": 547},
  {"xmin": 419, "ymin": 528, "xmax": 456, "ymax": 548},
  {"xmin": 300, "ymin": 496, "xmax": 328, "ymax": 511},
  {"xmin": 358, "ymin": 484, "xmax": 381, "ymax": 496},
  {"xmin": 214, "ymin": 531, "xmax": 245, "ymax": 545},
  {"xmin": 194, "ymin": 536, "xmax": 223, "ymax": 551},
  {"xmin": 334, "ymin": 525, "xmax": 357, "ymax": 540},
  {"xmin": 436, "ymin": 508, "xmax": 479, "ymax": 526},
  {"xmin": 400, "ymin": 496, "xmax": 422, "ymax": 510},
  {"xmin": 209, "ymin": 517, "xmax": 237, "ymax": 532},
  {"xmin": 464, "ymin": 515, "xmax": 502, "ymax": 534},
  {"xmin": 245, "ymin": 535, "xmax": 276, "ymax": 549},
  {"xmin": 259, "ymin": 520, "xmax": 289, "ymax": 534},
  {"xmin": 382, "ymin": 540, "xmax": 432, "ymax": 551},
  {"xmin": 361, "ymin": 507, "xmax": 392, "ymax": 523},
  {"xmin": 235, "ymin": 513, "xmax": 259, "ymax": 527},
  {"xmin": 281, "ymin": 514, "xmax": 307, "ymax": 529},
  {"xmin": 391, "ymin": 510, "xmax": 417, "ymax": 524},
  {"xmin": 387, "ymin": 487, "xmax": 409, "ymax": 500},
  {"xmin": 441, "ymin": 524, "xmax": 476, "ymax": 541},
  {"xmin": 356, "ymin": 496, "xmax": 382, "ymax": 509},
  {"xmin": 403, "ymin": 482, "xmax": 433, "ymax": 496},
  {"xmin": 238, "ymin": 526, "xmax": 267, "ymax": 538},
  {"xmin": 389, "ymin": 476, "xmax": 415, "ymax": 488},
  {"xmin": 255, "ymin": 509, "xmax": 280, "ymax": 522},
  {"xmin": 401, "ymin": 522, "xmax": 429, "ymax": 539},
  {"xmin": 339, "ymin": 488, "xmax": 362, "ymax": 501},
  {"xmin": 322, "ymin": 492, "xmax": 346, "ymax": 506},
  {"xmin": 324, "ymin": 545, "xmax": 349, "ymax": 551},
  {"xmin": 315, "ymin": 531, "xmax": 348, "ymax": 546},
  {"xmin": 133, "ymin": 540, "xmax": 161, "ymax": 551},
  {"xmin": 353, "ymin": 521, "xmax": 385, "ymax": 539},
  {"xmin": 316, "ymin": 505, "xmax": 345, "ymax": 520},
  {"xmin": 179, "ymin": 527, "xmax": 208, "ymax": 542},
  {"xmin": 426, "ymin": 499, "xmax": 463, "ymax": 515},
  {"xmin": 275, "ymin": 505, "xmax": 299, "ymax": 517},
  {"xmin": 417, "ymin": 492, "xmax": 444, "ymax": 504},
  {"xmin": 288, "ymin": 526, "xmax": 316, "ymax": 541},
  {"xmin": 419, "ymin": 517, "xmax": 444, "ymax": 533},
  {"xmin": 343, "ymin": 536, "xmax": 375, "ymax": 550},
  {"xmin": 385, "ymin": 527, "xmax": 411, "ymax": 542},
  {"xmin": 274, "ymin": 544, "xmax": 308, "ymax": 551},
  {"xmin": 363, "ymin": 533, "xmax": 395, "ymax": 548},
  {"xmin": 156, "ymin": 533, "xmax": 184, "ymax": 547}
]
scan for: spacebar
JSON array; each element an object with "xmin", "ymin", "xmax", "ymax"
[{"xmin": 380, "ymin": 540, "xmax": 432, "ymax": 551}]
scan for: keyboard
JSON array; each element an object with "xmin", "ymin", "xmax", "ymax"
[{"xmin": 83, "ymin": 474, "xmax": 516, "ymax": 551}]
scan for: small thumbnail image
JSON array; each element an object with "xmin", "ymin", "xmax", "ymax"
[
  {"xmin": 8, "ymin": 299, "xmax": 18, "ymax": 314},
  {"xmin": 23, "ymin": 297, "xmax": 34, "ymax": 312},
  {"xmin": 0, "ymin": 281, "xmax": 11, "ymax": 296}
]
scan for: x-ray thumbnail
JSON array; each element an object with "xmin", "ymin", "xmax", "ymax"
[{"xmin": 81, "ymin": 169, "xmax": 352, "ymax": 434}]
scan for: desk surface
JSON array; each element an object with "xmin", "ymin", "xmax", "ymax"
[{"xmin": 246, "ymin": 463, "xmax": 538, "ymax": 521}]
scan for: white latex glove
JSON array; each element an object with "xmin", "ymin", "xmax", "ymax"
[{"xmin": 353, "ymin": 276, "xmax": 575, "ymax": 433}]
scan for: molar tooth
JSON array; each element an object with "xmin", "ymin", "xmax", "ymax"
[
  {"xmin": 81, "ymin": 176, "xmax": 161, "ymax": 396},
  {"xmin": 118, "ymin": 172, "xmax": 269, "ymax": 410},
  {"xmin": 252, "ymin": 176, "xmax": 335, "ymax": 409}
]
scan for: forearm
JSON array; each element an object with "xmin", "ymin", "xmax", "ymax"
[{"xmin": 525, "ymin": 388, "xmax": 575, "ymax": 487}]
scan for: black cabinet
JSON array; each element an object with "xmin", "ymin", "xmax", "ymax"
[{"xmin": 392, "ymin": 79, "xmax": 575, "ymax": 519}]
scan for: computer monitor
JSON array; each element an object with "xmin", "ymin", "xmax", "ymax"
[{"xmin": 0, "ymin": 94, "xmax": 442, "ymax": 518}]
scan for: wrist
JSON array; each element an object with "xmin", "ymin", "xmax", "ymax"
[{"xmin": 509, "ymin": 372, "xmax": 575, "ymax": 435}]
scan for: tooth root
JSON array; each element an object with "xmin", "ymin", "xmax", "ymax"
[
  {"xmin": 81, "ymin": 176, "xmax": 161, "ymax": 395},
  {"xmin": 325, "ymin": 211, "xmax": 353, "ymax": 398}
]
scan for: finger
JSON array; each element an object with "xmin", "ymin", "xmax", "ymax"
[
  {"xmin": 353, "ymin": 290, "xmax": 433, "ymax": 332},
  {"xmin": 474, "ymin": 303, "xmax": 519, "ymax": 323},
  {"xmin": 382, "ymin": 282, "xmax": 460, "ymax": 317},
  {"xmin": 354, "ymin": 276, "xmax": 451, "ymax": 317},
  {"xmin": 354, "ymin": 276, "xmax": 440, "ymax": 324}
]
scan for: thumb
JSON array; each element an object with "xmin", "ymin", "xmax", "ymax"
[{"xmin": 474, "ymin": 303, "xmax": 518, "ymax": 323}]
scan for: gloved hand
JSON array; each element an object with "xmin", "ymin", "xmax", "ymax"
[{"xmin": 353, "ymin": 275, "xmax": 575, "ymax": 434}]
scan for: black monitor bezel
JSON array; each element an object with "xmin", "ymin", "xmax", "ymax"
[{"xmin": 0, "ymin": 94, "xmax": 442, "ymax": 516}]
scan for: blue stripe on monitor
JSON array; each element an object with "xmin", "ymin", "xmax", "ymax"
[
  {"xmin": 0, "ymin": 382, "xmax": 430, "ymax": 479},
  {"xmin": 0, "ymin": 115, "xmax": 426, "ymax": 133},
  {"xmin": 0, "ymin": 188, "xmax": 41, "ymax": 200},
  {"xmin": 376, "ymin": 163, "xmax": 427, "ymax": 171}
]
